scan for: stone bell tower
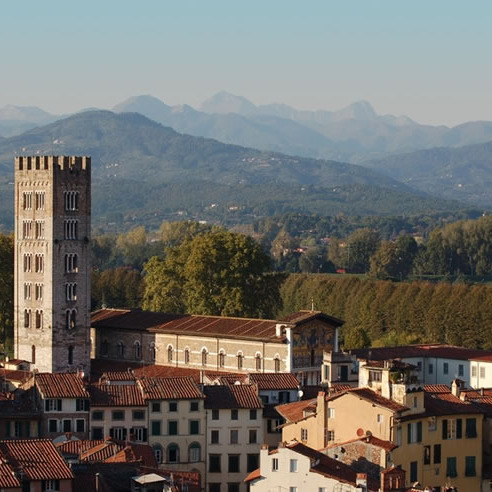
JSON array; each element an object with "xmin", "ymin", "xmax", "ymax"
[{"xmin": 14, "ymin": 155, "xmax": 91, "ymax": 373}]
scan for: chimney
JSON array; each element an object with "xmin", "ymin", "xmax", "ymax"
[
  {"xmin": 356, "ymin": 473, "xmax": 367, "ymax": 490},
  {"xmin": 451, "ymin": 379, "xmax": 461, "ymax": 398}
]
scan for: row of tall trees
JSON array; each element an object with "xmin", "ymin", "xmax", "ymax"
[{"xmin": 281, "ymin": 274, "xmax": 492, "ymax": 350}]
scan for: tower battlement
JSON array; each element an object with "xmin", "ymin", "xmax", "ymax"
[{"xmin": 16, "ymin": 155, "xmax": 91, "ymax": 172}]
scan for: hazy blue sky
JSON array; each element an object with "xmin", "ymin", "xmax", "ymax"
[{"xmin": 1, "ymin": 1, "xmax": 491, "ymax": 126}]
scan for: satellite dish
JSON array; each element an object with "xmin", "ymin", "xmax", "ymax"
[
  {"xmin": 298, "ymin": 390, "xmax": 304, "ymax": 399},
  {"xmin": 356, "ymin": 428, "xmax": 364, "ymax": 437}
]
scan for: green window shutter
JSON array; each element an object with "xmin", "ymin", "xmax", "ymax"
[
  {"xmin": 457, "ymin": 419, "xmax": 462, "ymax": 439},
  {"xmin": 407, "ymin": 423, "xmax": 412, "ymax": 443},
  {"xmin": 465, "ymin": 456, "xmax": 476, "ymax": 477},
  {"xmin": 466, "ymin": 418, "xmax": 477, "ymax": 438},
  {"xmin": 417, "ymin": 422, "xmax": 422, "ymax": 442},
  {"xmin": 442, "ymin": 419, "xmax": 448, "ymax": 440}
]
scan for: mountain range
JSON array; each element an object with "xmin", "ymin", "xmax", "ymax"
[{"xmin": 0, "ymin": 110, "xmax": 469, "ymax": 231}]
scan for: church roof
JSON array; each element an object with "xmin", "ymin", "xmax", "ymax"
[{"xmin": 92, "ymin": 308, "xmax": 341, "ymax": 343}]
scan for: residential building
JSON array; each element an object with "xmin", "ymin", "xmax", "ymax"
[
  {"xmin": 91, "ymin": 309, "xmax": 342, "ymax": 385},
  {"xmin": 0, "ymin": 390, "xmax": 42, "ymax": 440},
  {"xmin": 204, "ymin": 384, "xmax": 263, "ymax": 492},
  {"xmin": 14, "ymin": 155, "xmax": 92, "ymax": 373},
  {"xmin": 469, "ymin": 355, "xmax": 492, "ymax": 388}
]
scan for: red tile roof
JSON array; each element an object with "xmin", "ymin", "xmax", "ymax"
[
  {"xmin": 138, "ymin": 377, "xmax": 204, "ymax": 400},
  {"xmin": 280, "ymin": 310, "xmax": 344, "ymax": 327},
  {"xmin": 244, "ymin": 467, "xmax": 261, "ymax": 482},
  {"xmin": 276, "ymin": 398, "xmax": 317, "ymax": 423},
  {"xmin": 329, "ymin": 387, "xmax": 408, "ymax": 413},
  {"xmin": 326, "ymin": 435, "xmax": 397, "ymax": 452},
  {"xmin": 352, "ymin": 344, "xmax": 492, "ymax": 362},
  {"xmin": 88, "ymin": 383, "xmax": 146, "ymax": 407},
  {"xmin": 80, "ymin": 440, "xmax": 123, "ymax": 462},
  {"xmin": 424, "ymin": 384, "xmax": 451, "ymax": 394},
  {"xmin": 104, "ymin": 443, "xmax": 157, "ymax": 468},
  {"xmin": 0, "ymin": 368, "xmax": 32, "ymax": 383},
  {"xmin": 0, "ymin": 439, "xmax": 73, "ymax": 481},
  {"xmin": 35, "ymin": 373, "xmax": 89, "ymax": 399},
  {"xmin": 99, "ymin": 371, "xmax": 137, "ymax": 383},
  {"xmin": 0, "ymin": 456, "xmax": 21, "ymax": 488},
  {"xmin": 247, "ymin": 373, "xmax": 300, "ymax": 390},
  {"xmin": 204, "ymin": 384, "xmax": 263, "ymax": 409},
  {"xmin": 56, "ymin": 439, "xmax": 105, "ymax": 455},
  {"xmin": 92, "ymin": 308, "xmax": 284, "ymax": 342}
]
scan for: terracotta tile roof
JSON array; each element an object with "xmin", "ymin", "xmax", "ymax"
[
  {"xmin": 80, "ymin": 440, "xmax": 124, "ymax": 462},
  {"xmin": 88, "ymin": 383, "xmax": 145, "ymax": 407},
  {"xmin": 276, "ymin": 398, "xmax": 317, "ymax": 423},
  {"xmin": 328, "ymin": 387, "xmax": 408, "ymax": 413},
  {"xmin": 0, "ymin": 368, "xmax": 32, "ymax": 383},
  {"xmin": 56, "ymin": 439, "xmax": 105, "ymax": 455},
  {"xmin": 326, "ymin": 435, "xmax": 397, "ymax": 452},
  {"xmin": 92, "ymin": 308, "xmax": 284, "ymax": 343},
  {"xmin": 0, "ymin": 456, "xmax": 21, "ymax": 488},
  {"xmin": 99, "ymin": 371, "xmax": 137, "ymax": 383},
  {"xmin": 204, "ymin": 372, "xmax": 247, "ymax": 385},
  {"xmin": 204, "ymin": 384, "xmax": 263, "ymax": 409},
  {"xmin": 104, "ymin": 443, "xmax": 157, "ymax": 468},
  {"xmin": 35, "ymin": 373, "xmax": 89, "ymax": 399},
  {"xmin": 279, "ymin": 310, "xmax": 344, "ymax": 327},
  {"xmin": 424, "ymin": 384, "xmax": 451, "ymax": 394},
  {"xmin": 424, "ymin": 391, "xmax": 482, "ymax": 416},
  {"xmin": 0, "ymin": 390, "xmax": 39, "ymax": 416},
  {"xmin": 352, "ymin": 344, "xmax": 492, "ymax": 362},
  {"xmin": 244, "ymin": 467, "xmax": 261, "ymax": 482},
  {"xmin": 286, "ymin": 442, "xmax": 378, "ymax": 490},
  {"xmin": 138, "ymin": 377, "xmax": 204, "ymax": 400},
  {"xmin": 0, "ymin": 439, "xmax": 73, "ymax": 481},
  {"xmin": 329, "ymin": 383, "xmax": 353, "ymax": 394},
  {"xmin": 247, "ymin": 373, "xmax": 300, "ymax": 390},
  {"xmin": 462, "ymin": 388, "xmax": 492, "ymax": 399}
]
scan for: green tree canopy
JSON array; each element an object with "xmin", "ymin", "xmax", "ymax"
[
  {"xmin": 143, "ymin": 230, "xmax": 285, "ymax": 318},
  {"xmin": 346, "ymin": 228, "xmax": 380, "ymax": 273}
]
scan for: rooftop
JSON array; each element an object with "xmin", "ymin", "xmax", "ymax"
[
  {"xmin": 35, "ymin": 373, "xmax": 89, "ymax": 399},
  {"xmin": 328, "ymin": 387, "xmax": 408, "ymax": 413},
  {"xmin": 88, "ymin": 384, "xmax": 145, "ymax": 407},
  {"xmin": 204, "ymin": 384, "xmax": 263, "ymax": 409},
  {"xmin": 138, "ymin": 377, "xmax": 204, "ymax": 400},
  {"xmin": 276, "ymin": 398, "xmax": 317, "ymax": 423},
  {"xmin": 247, "ymin": 373, "xmax": 300, "ymax": 390}
]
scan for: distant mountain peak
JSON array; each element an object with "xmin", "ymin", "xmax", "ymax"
[
  {"xmin": 200, "ymin": 91, "xmax": 257, "ymax": 115},
  {"xmin": 334, "ymin": 100, "xmax": 377, "ymax": 121}
]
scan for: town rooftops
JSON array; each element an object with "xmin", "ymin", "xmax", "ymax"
[
  {"xmin": 88, "ymin": 383, "xmax": 146, "ymax": 407},
  {"xmin": 138, "ymin": 376, "xmax": 204, "ymax": 400},
  {"xmin": 276, "ymin": 398, "xmax": 317, "ymax": 423},
  {"xmin": 35, "ymin": 372, "xmax": 89, "ymax": 399},
  {"xmin": 352, "ymin": 344, "xmax": 492, "ymax": 362},
  {"xmin": 204, "ymin": 384, "xmax": 263, "ymax": 409},
  {"xmin": 92, "ymin": 308, "xmax": 342, "ymax": 343},
  {"xmin": 247, "ymin": 372, "xmax": 300, "ymax": 390},
  {"xmin": 0, "ymin": 456, "xmax": 20, "ymax": 488},
  {"xmin": 0, "ymin": 439, "xmax": 73, "ymax": 481}
]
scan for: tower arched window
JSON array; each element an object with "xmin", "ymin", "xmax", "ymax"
[
  {"xmin": 68, "ymin": 346, "xmax": 74, "ymax": 365},
  {"xmin": 201, "ymin": 348, "xmax": 208, "ymax": 367},
  {"xmin": 150, "ymin": 342, "xmax": 156, "ymax": 362},
  {"xmin": 274, "ymin": 356, "xmax": 281, "ymax": 373},
  {"xmin": 188, "ymin": 442, "xmax": 201, "ymax": 463},
  {"xmin": 100, "ymin": 339, "xmax": 109, "ymax": 357},
  {"xmin": 219, "ymin": 351, "xmax": 225, "ymax": 368},
  {"xmin": 134, "ymin": 341, "xmax": 142, "ymax": 360},
  {"xmin": 184, "ymin": 348, "xmax": 190, "ymax": 365},
  {"xmin": 66, "ymin": 309, "xmax": 76, "ymax": 330},
  {"xmin": 237, "ymin": 352, "xmax": 244, "ymax": 370},
  {"xmin": 167, "ymin": 345, "xmax": 173, "ymax": 363},
  {"xmin": 255, "ymin": 353, "xmax": 262, "ymax": 372},
  {"xmin": 117, "ymin": 342, "xmax": 125, "ymax": 358},
  {"xmin": 24, "ymin": 309, "xmax": 31, "ymax": 328},
  {"xmin": 31, "ymin": 345, "xmax": 36, "ymax": 364},
  {"xmin": 35, "ymin": 310, "xmax": 43, "ymax": 329}
]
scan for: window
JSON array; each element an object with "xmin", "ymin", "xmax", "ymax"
[
  {"xmin": 417, "ymin": 361, "xmax": 422, "ymax": 372},
  {"xmin": 151, "ymin": 402, "xmax": 161, "ymax": 413},
  {"xmin": 209, "ymin": 485, "xmax": 221, "ymax": 492},
  {"xmin": 209, "ymin": 454, "xmax": 221, "ymax": 473},
  {"xmin": 92, "ymin": 411, "xmax": 104, "ymax": 421},
  {"xmin": 272, "ymin": 457, "xmax": 279, "ymax": 471},
  {"xmin": 424, "ymin": 445, "xmax": 431, "ymax": 465},
  {"xmin": 23, "ymin": 253, "xmax": 32, "ymax": 272},
  {"xmin": 211, "ymin": 430, "xmax": 219, "ymax": 444},
  {"xmin": 109, "ymin": 427, "xmax": 127, "ymax": 440},
  {"xmin": 117, "ymin": 342, "xmax": 125, "ymax": 358},
  {"xmin": 153, "ymin": 444, "xmax": 163, "ymax": 464},
  {"xmin": 134, "ymin": 341, "xmax": 141, "ymax": 360},
  {"xmin": 35, "ymin": 283, "xmax": 43, "ymax": 301},
  {"xmin": 212, "ymin": 409, "xmax": 219, "ymax": 420},
  {"xmin": 202, "ymin": 348, "xmax": 208, "ymax": 366},
  {"xmin": 92, "ymin": 427, "xmax": 103, "ymax": 439},
  {"xmin": 219, "ymin": 351, "xmax": 225, "ymax": 368},
  {"xmin": 75, "ymin": 399, "xmax": 89, "ymax": 412},
  {"xmin": 149, "ymin": 342, "xmax": 156, "ymax": 362},
  {"xmin": 459, "ymin": 364, "xmax": 464, "ymax": 377},
  {"xmin": 22, "ymin": 220, "xmax": 33, "ymax": 239},
  {"xmin": 249, "ymin": 429, "xmax": 257, "ymax": 444},
  {"xmin": 290, "ymin": 459, "xmax": 298, "ymax": 472},
  {"xmin": 131, "ymin": 427, "xmax": 146, "ymax": 442},
  {"xmin": 65, "ymin": 309, "xmax": 76, "ymax": 330},
  {"xmin": 133, "ymin": 410, "xmax": 145, "ymax": 420},
  {"xmin": 247, "ymin": 453, "xmax": 259, "ymax": 472},
  {"xmin": 99, "ymin": 339, "xmax": 108, "ymax": 357},
  {"xmin": 326, "ymin": 430, "xmax": 335, "ymax": 442},
  {"xmin": 35, "ymin": 254, "xmax": 44, "ymax": 272},
  {"xmin": 65, "ymin": 253, "xmax": 78, "ymax": 273},
  {"xmin": 290, "ymin": 488, "xmax": 297, "ymax": 492},
  {"xmin": 184, "ymin": 348, "xmax": 190, "ymax": 364},
  {"xmin": 407, "ymin": 422, "xmax": 423, "ymax": 443},
  {"xmin": 63, "ymin": 419, "xmax": 72, "ymax": 433},
  {"xmin": 410, "ymin": 461, "xmax": 418, "ymax": 483},
  {"xmin": 64, "ymin": 191, "xmax": 79, "ymax": 211},
  {"xmin": 65, "ymin": 283, "xmax": 77, "ymax": 301},
  {"xmin": 396, "ymin": 426, "xmax": 402, "ymax": 446},
  {"xmin": 368, "ymin": 370, "xmax": 382, "ymax": 382},
  {"xmin": 428, "ymin": 363, "xmax": 434, "ymax": 375},
  {"xmin": 434, "ymin": 444, "xmax": 441, "ymax": 464},
  {"xmin": 169, "ymin": 401, "xmax": 178, "ymax": 412},
  {"xmin": 472, "ymin": 365, "xmax": 477, "ymax": 377},
  {"xmin": 377, "ymin": 413, "xmax": 383, "ymax": 423},
  {"xmin": 168, "ymin": 420, "xmax": 178, "ymax": 435},
  {"xmin": 45, "ymin": 399, "xmax": 62, "ymax": 412},
  {"xmin": 23, "ymin": 192, "xmax": 32, "ymax": 210},
  {"xmin": 446, "ymin": 456, "xmax": 457, "ymax": 478},
  {"xmin": 231, "ymin": 409, "xmax": 238, "ymax": 420},
  {"xmin": 31, "ymin": 344, "xmax": 36, "ymax": 364},
  {"xmin": 151, "ymin": 420, "xmax": 161, "ymax": 435},
  {"xmin": 250, "ymin": 409, "xmax": 257, "ymax": 420},
  {"xmin": 466, "ymin": 418, "xmax": 477, "ymax": 438},
  {"xmin": 190, "ymin": 401, "xmax": 199, "ymax": 412},
  {"xmin": 189, "ymin": 442, "xmax": 201, "ymax": 462},
  {"xmin": 35, "ymin": 191, "xmax": 45, "ymax": 210},
  {"xmin": 301, "ymin": 428, "xmax": 308, "ymax": 441},
  {"xmin": 190, "ymin": 420, "xmax": 200, "ymax": 435},
  {"xmin": 24, "ymin": 309, "xmax": 31, "ymax": 328},
  {"xmin": 167, "ymin": 443, "xmax": 179, "ymax": 463},
  {"xmin": 112, "ymin": 410, "xmax": 124, "ymax": 421},
  {"xmin": 76, "ymin": 419, "xmax": 85, "ymax": 433},
  {"xmin": 228, "ymin": 454, "xmax": 240, "ymax": 473},
  {"xmin": 443, "ymin": 362, "xmax": 449, "ymax": 375},
  {"xmin": 274, "ymin": 357, "xmax": 281, "ymax": 373},
  {"xmin": 167, "ymin": 345, "xmax": 173, "ymax": 362},
  {"xmin": 329, "ymin": 408, "xmax": 336, "ymax": 419},
  {"xmin": 64, "ymin": 219, "xmax": 78, "ymax": 240},
  {"xmin": 443, "ymin": 418, "xmax": 462, "ymax": 440},
  {"xmin": 230, "ymin": 429, "xmax": 239, "ymax": 444},
  {"xmin": 35, "ymin": 220, "xmax": 45, "ymax": 239},
  {"xmin": 255, "ymin": 354, "xmax": 262, "ymax": 371},
  {"xmin": 228, "ymin": 484, "xmax": 240, "ymax": 492},
  {"xmin": 42, "ymin": 479, "xmax": 60, "ymax": 491},
  {"xmin": 465, "ymin": 456, "xmax": 476, "ymax": 477},
  {"xmin": 24, "ymin": 282, "xmax": 32, "ymax": 300},
  {"xmin": 35, "ymin": 310, "xmax": 43, "ymax": 329},
  {"xmin": 48, "ymin": 419, "xmax": 58, "ymax": 433},
  {"xmin": 237, "ymin": 353, "xmax": 243, "ymax": 370},
  {"xmin": 480, "ymin": 366, "xmax": 486, "ymax": 379}
]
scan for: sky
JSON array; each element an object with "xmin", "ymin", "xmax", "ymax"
[{"xmin": 1, "ymin": 1, "xmax": 491, "ymax": 126}]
